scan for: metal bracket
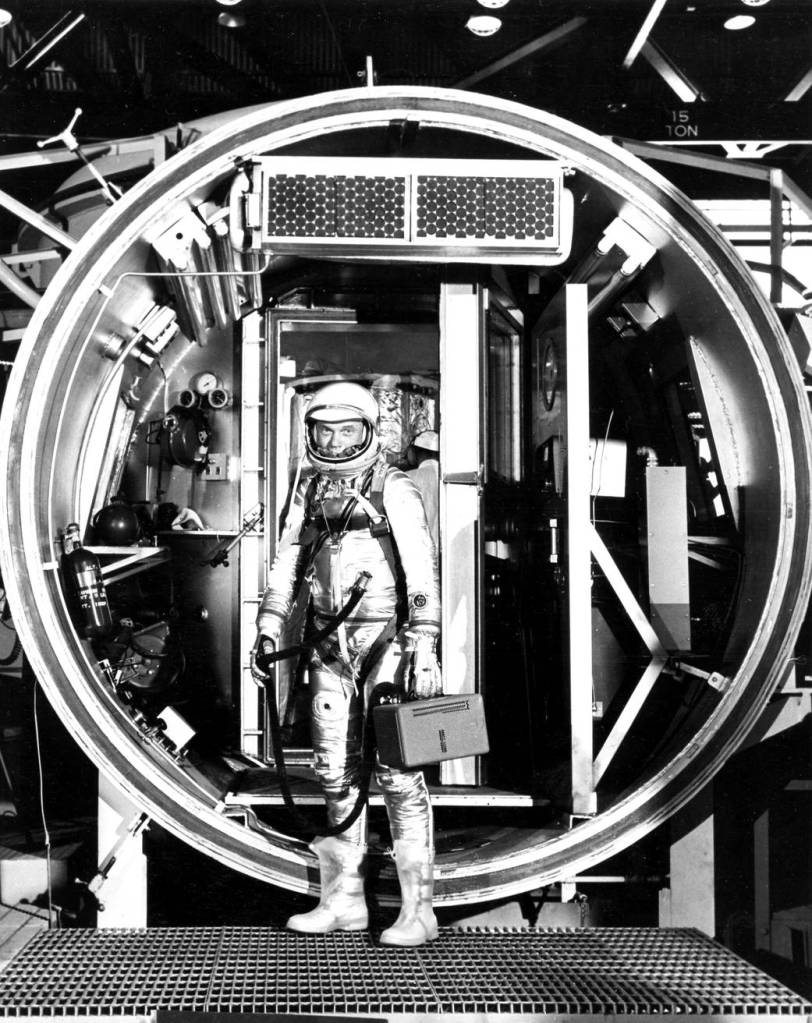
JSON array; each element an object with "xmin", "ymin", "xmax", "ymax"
[
  {"xmin": 76, "ymin": 811, "xmax": 150, "ymax": 913},
  {"xmin": 153, "ymin": 209, "xmax": 212, "ymax": 270},
  {"xmin": 670, "ymin": 659, "xmax": 732, "ymax": 693},
  {"xmin": 443, "ymin": 467, "xmax": 484, "ymax": 490},
  {"xmin": 595, "ymin": 217, "xmax": 657, "ymax": 276},
  {"xmin": 560, "ymin": 811, "xmax": 597, "ymax": 831}
]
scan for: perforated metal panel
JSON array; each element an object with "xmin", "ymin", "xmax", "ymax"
[
  {"xmin": 265, "ymin": 174, "xmax": 407, "ymax": 240},
  {"xmin": 253, "ymin": 157, "xmax": 572, "ymax": 262},
  {"xmin": 415, "ymin": 175, "xmax": 557, "ymax": 242},
  {"xmin": 0, "ymin": 926, "xmax": 808, "ymax": 1019}
]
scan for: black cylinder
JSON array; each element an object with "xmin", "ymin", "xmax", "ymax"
[{"xmin": 61, "ymin": 523, "xmax": 113, "ymax": 639}]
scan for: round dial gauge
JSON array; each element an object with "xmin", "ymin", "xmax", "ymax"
[{"xmin": 191, "ymin": 371, "xmax": 219, "ymax": 395}]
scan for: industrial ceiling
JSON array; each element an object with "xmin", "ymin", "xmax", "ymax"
[
  {"xmin": 0, "ymin": 0, "xmax": 808, "ymax": 166},
  {"xmin": 0, "ymin": 0, "xmax": 808, "ymax": 289}
]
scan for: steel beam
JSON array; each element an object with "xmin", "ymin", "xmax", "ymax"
[
  {"xmin": 0, "ymin": 260, "xmax": 39, "ymax": 308},
  {"xmin": 98, "ymin": 12, "xmax": 145, "ymax": 104},
  {"xmin": 565, "ymin": 284, "xmax": 596, "ymax": 817},
  {"xmin": 786, "ymin": 65, "xmax": 812, "ymax": 102},
  {"xmin": 641, "ymin": 39, "xmax": 705, "ymax": 102},
  {"xmin": 769, "ymin": 168, "xmax": 785, "ymax": 305},
  {"xmin": 453, "ymin": 17, "xmax": 587, "ymax": 90},
  {"xmin": 622, "ymin": 0, "xmax": 669, "ymax": 70},
  {"xmin": 0, "ymin": 188, "xmax": 76, "ymax": 250},
  {"xmin": 2, "ymin": 11, "xmax": 85, "ymax": 81}
]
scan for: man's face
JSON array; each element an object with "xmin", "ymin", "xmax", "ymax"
[{"xmin": 312, "ymin": 418, "xmax": 365, "ymax": 457}]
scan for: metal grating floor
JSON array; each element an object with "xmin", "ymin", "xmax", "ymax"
[{"xmin": 0, "ymin": 926, "xmax": 808, "ymax": 1019}]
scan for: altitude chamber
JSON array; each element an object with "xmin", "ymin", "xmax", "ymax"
[{"xmin": 1, "ymin": 87, "xmax": 809, "ymax": 905}]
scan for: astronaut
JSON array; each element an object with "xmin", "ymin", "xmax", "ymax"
[{"xmin": 253, "ymin": 381, "xmax": 442, "ymax": 946}]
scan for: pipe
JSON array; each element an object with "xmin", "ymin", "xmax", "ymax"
[{"xmin": 0, "ymin": 258, "xmax": 40, "ymax": 308}]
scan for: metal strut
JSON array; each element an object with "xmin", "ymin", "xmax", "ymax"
[{"xmin": 37, "ymin": 108, "xmax": 124, "ymax": 206}]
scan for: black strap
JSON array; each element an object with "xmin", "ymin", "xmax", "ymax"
[
  {"xmin": 261, "ymin": 669, "xmax": 376, "ymax": 837},
  {"xmin": 366, "ymin": 463, "xmax": 409, "ymax": 620},
  {"xmin": 256, "ymin": 570, "xmax": 372, "ymax": 669},
  {"xmin": 259, "ymin": 611, "xmax": 400, "ymax": 839}
]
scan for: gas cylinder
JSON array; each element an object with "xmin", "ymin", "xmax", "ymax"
[{"xmin": 61, "ymin": 523, "xmax": 113, "ymax": 639}]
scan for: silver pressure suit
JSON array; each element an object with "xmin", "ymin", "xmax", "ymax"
[{"xmin": 257, "ymin": 456, "xmax": 441, "ymax": 850}]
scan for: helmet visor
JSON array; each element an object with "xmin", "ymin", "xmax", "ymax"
[{"xmin": 306, "ymin": 416, "xmax": 373, "ymax": 465}]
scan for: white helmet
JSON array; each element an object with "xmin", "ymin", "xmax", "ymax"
[{"xmin": 304, "ymin": 381, "xmax": 381, "ymax": 477}]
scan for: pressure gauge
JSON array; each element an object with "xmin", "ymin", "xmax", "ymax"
[{"xmin": 190, "ymin": 371, "xmax": 219, "ymax": 395}]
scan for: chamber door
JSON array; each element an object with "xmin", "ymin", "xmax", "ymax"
[
  {"xmin": 439, "ymin": 281, "xmax": 523, "ymax": 786},
  {"xmin": 252, "ymin": 307, "xmax": 357, "ymax": 761}
]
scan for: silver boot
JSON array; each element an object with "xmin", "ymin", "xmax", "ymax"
[
  {"xmin": 286, "ymin": 835, "xmax": 368, "ymax": 933},
  {"xmin": 379, "ymin": 839, "xmax": 439, "ymax": 947}
]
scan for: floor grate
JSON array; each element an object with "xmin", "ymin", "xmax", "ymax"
[{"xmin": 0, "ymin": 926, "xmax": 808, "ymax": 1018}]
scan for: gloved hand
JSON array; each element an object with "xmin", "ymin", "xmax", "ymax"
[
  {"xmin": 405, "ymin": 629, "xmax": 442, "ymax": 700},
  {"xmin": 171, "ymin": 507, "xmax": 205, "ymax": 531},
  {"xmin": 250, "ymin": 622, "xmax": 281, "ymax": 687}
]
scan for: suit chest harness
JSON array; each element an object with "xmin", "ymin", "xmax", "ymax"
[{"xmin": 297, "ymin": 461, "xmax": 402, "ymax": 587}]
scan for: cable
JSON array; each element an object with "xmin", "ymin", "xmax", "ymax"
[
  {"xmin": 590, "ymin": 409, "xmax": 615, "ymax": 524},
  {"xmin": 154, "ymin": 356, "xmax": 169, "ymax": 417},
  {"xmin": 316, "ymin": 0, "xmax": 355, "ymax": 86},
  {"xmin": 32, "ymin": 682, "xmax": 54, "ymax": 928}
]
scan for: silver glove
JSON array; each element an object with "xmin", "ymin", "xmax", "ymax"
[{"xmin": 405, "ymin": 630, "xmax": 442, "ymax": 700}]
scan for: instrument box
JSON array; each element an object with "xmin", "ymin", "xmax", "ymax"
[{"xmin": 373, "ymin": 693, "xmax": 489, "ymax": 770}]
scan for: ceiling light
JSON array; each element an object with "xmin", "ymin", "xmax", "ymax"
[
  {"xmin": 217, "ymin": 11, "xmax": 246, "ymax": 27},
  {"xmin": 216, "ymin": 0, "xmax": 243, "ymax": 6},
  {"xmin": 466, "ymin": 14, "xmax": 502, "ymax": 36},
  {"xmin": 0, "ymin": 9, "xmax": 12, "ymax": 27},
  {"xmin": 724, "ymin": 14, "xmax": 756, "ymax": 28},
  {"xmin": 477, "ymin": 0, "xmax": 510, "ymax": 8},
  {"xmin": 740, "ymin": 0, "xmax": 770, "ymax": 5}
]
